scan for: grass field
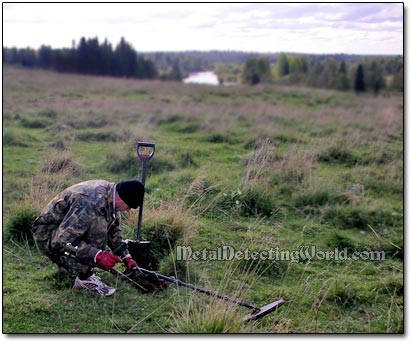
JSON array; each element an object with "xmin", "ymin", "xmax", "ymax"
[{"xmin": 2, "ymin": 66, "xmax": 403, "ymax": 333}]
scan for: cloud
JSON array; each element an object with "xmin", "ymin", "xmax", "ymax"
[{"xmin": 3, "ymin": 3, "xmax": 403, "ymax": 54}]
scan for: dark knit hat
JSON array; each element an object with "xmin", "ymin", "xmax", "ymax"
[{"xmin": 116, "ymin": 179, "xmax": 145, "ymax": 209}]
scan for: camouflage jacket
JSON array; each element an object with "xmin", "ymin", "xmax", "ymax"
[{"xmin": 32, "ymin": 180, "xmax": 129, "ymax": 262}]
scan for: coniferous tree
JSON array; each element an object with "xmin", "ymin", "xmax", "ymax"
[
  {"xmin": 114, "ymin": 37, "xmax": 137, "ymax": 77},
  {"xmin": 38, "ymin": 45, "xmax": 53, "ymax": 69},
  {"xmin": 354, "ymin": 64, "xmax": 366, "ymax": 94},
  {"xmin": 100, "ymin": 39, "xmax": 114, "ymax": 75},
  {"xmin": 336, "ymin": 61, "xmax": 350, "ymax": 91},
  {"xmin": 18, "ymin": 48, "xmax": 36, "ymax": 67}
]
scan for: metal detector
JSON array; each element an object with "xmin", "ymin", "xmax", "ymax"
[
  {"xmin": 125, "ymin": 265, "xmax": 285, "ymax": 322},
  {"xmin": 65, "ymin": 242, "xmax": 284, "ymax": 321},
  {"xmin": 113, "ymin": 241, "xmax": 284, "ymax": 321}
]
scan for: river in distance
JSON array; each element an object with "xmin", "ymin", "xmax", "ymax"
[{"xmin": 182, "ymin": 71, "xmax": 220, "ymax": 85}]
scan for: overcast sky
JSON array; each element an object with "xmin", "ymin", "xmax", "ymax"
[{"xmin": 3, "ymin": 2, "xmax": 404, "ymax": 55}]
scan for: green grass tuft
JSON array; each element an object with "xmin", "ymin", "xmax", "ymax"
[
  {"xmin": 322, "ymin": 205, "xmax": 401, "ymax": 230},
  {"xmin": 5, "ymin": 203, "xmax": 38, "ymax": 244}
]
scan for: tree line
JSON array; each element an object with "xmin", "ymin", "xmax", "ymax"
[
  {"xmin": 241, "ymin": 53, "xmax": 403, "ymax": 93},
  {"xmin": 3, "ymin": 37, "xmax": 158, "ymax": 79},
  {"xmin": 3, "ymin": 37, "xmax": 403, "ymax": 93}
]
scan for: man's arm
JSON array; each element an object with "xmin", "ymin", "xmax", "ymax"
[
  {"xmin": 50, "ymin": 199, "xmax": 105, "ymax": 262},
  {"xmin": 107, "ymin": 218, "xmax": 130, "ymax": 259},
  {"xmin": 107, "ymin": 217, "xmax": 138, "ymax": 270}
]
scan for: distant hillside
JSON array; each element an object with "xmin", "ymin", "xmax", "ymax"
[{"xmin": 141, "ymin": 50, "xmax": 403, "ymax": 67}]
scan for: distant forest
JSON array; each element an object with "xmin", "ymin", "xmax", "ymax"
[
  {"xmin": 3, "ymin": 36, "xmax": 403, "ymax": 93},
  {"xmin": 3, "ymin": 37, "xmax": 157, "ymax": 79}
]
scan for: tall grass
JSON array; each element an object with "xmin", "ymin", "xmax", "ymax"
[
  {"xmin": 168, "ymin": 294, "xmax": 252, "ymax": 333},
  {"xmin": 167, "ymin": 261, "xmax": 262, "ymax": 333},
  {"xmin": 5, "ymin": 150, "xmax": 83, "ymax": 244},
  {"xmin": 3, "ymin": 67, "xmax": 403, "ymax": 333}
]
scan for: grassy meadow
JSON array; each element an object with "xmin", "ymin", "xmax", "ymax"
[{"xmin": 2, "ymin": 66, "xmax": 403, "ymax": 333}]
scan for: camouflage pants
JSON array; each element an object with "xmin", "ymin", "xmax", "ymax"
[
  {"xmin": 59, "ymin": 254, "xmax": 90, "ymax": 275},
  {"xmin": 32, "ymin": 223, "xmax": 92, "ymax": 274}
]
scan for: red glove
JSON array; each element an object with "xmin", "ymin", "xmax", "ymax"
[
  {"xmin": 123, "ymin": 255, "xmax": 138, "ymax": 270},
  {"xmin": 95, "ymin": 250, "xmax": 121, "ymax": 270}
]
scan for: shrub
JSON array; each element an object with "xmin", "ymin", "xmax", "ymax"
[
  {"xmin": 382, "ymin": 239, "xmax": 403, "ymax": 260},
  {"xmin": 3, "ymin": 131, "xmax": 28, "ymax": 147},
  {"xmin": 162, "ymin": 121, "xmax": 202, "ymax": 134},
  {"xmin": 319, "ymin": 145, "xmax": 357, "ymax": 165},
  {"xmin": 75, "ymin": 129, "xmax": 130, "ymax": 142},
  {"xmin": 178, "ymin": 152, "xmax": 197, "ymax": 168},
  {"xmin": 143, "ymin": 221, "xmax": 183, "ymax": 261},
  {"xmin": 38, "ymin": 108, "xmax": 58, "ymax": 119},
  {"xmin": 106, "ymin": 152, "xmax": 139, "ymax": 177},
  {"xmin": 378, "ymin": 275, "xmax": 403, "ymax": 295},
  {"xmin": 185, "ymin": 181, "xmax": 277, "ymax": 219},
  {"xmin": 41, "ymin": 152, "xmax": 82, "ymax": 176},
  {"xmin": 271, "ymin": 133, "xmax": 300, "ymax": 143},
  {"xmin": 325, "ymin": 281, "xmax": 364, "ymax": 308},
  {"xmin": 326, "ymin": 231, "xmax": 357, "ymax": 252},
  {"xmin": 359, "ymin": 161, "xmax": 403, "ymax": 195},
  {"xmin": 294, "ymin": 190, "xmax": 334, "ymax": 208},
  {"xmin": 145, "ymin": 155, "xmax": 176, "ymax": 174},
  {"xmin": 5, "ymin": 204, "xmax": 38, "ymax": 244},
  {"xmin": 20, "ymin": 118, "xmax": 49, "ymax": 129},
  {"xmin": 27, "ymin": 170, "xmax": 73, "ymax": 210},
  {"xmin": 184, "ymin": 176, "xmax": 219, "ymax": 214},
  {"xmin": 158, "ymin": 253, "xmax": 194, "ymax": 282},
  {"xmin": 106, "ymin": 148, "xmax": 176, "ymax": 177},
  {"xmin": 216, "ymin": 188, "xmax": 276, "ymax": 218},
  {"xmin": 157, "ymin": 114, "xmax": 185, "ymax": 125},
  {"xmin": 271, "ymin": 146, "xmax": 318, "ymax": 184},
  {"xmin": 322, "ymin": 205, "xmax": 401, "ymax": 230},
  {"xmin": 292, "ymin": 189, "xmax": 353, "ymax": 216},
  {"xmin": 49, "ymin": 139, "xmax": 67, "ymax": 150},
  {"xmin": 122, "ymin": 204, "xmax": 192, "ymax": 266},
  {"xmin": 201, "ymin": 133, "xmax": 240, "ymax": 144},
  {"xmin": 241, "ymin": 137, "xmax": 276, "ymax": 188}
]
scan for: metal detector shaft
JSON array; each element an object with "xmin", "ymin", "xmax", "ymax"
[
  {"xmin": 126, "ymin": 266, "xmax": 259, "ymax": 312},
  {"xmin": 135, "ymin": 142, "xmax": 155, "ymax": 241}
]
